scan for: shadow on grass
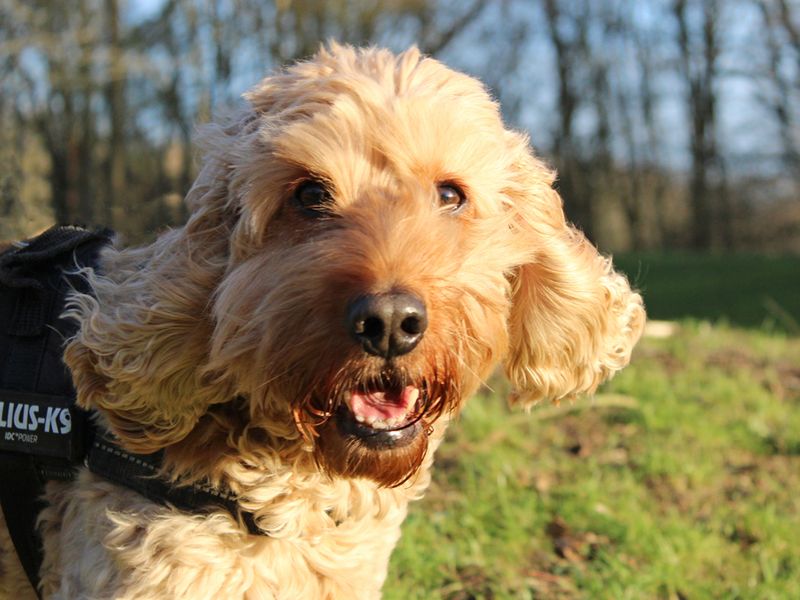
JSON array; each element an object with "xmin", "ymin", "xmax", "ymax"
[{"xmin": 614, "ymin": 253, "xmax": 800, "ymax": 334}]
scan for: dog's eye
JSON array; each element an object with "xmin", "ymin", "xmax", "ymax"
[
  {"xmin": 437, "ymin": 183, "xmax": 466, "ymax": 213},
  {"xmin": 293, "ymin": 180, "xmax": 333, "ymax": 216}
]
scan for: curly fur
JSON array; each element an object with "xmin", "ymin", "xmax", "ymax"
[{"xmin": 0, "ymin": 44, "xmax": 644, "ymax": 599}]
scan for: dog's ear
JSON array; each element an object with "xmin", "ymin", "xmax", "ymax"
[
  {"xmin": 503, "ymin": 133, "xmax": 645, "ymax": 406},
  {"xmin": 63, "ymin": 116, "xmax": 252, "ymax": 453}
]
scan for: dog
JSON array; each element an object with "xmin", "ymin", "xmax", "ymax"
[{"xmin": 0, "ymin": 44, "xmax": 644, "ymax": 599}]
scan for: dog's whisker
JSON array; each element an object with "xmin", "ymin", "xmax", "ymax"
[
  {"xmin": 252, "ymin": 368, "xmax": 293, "ymax": 391},
  {"xmin": 455, "ymin": 354, "xmax": 494, "ymax": 394}
]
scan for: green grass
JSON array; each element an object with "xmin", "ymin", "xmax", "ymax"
[
  {"xmin": 613, "ymin": 253, "xmax": 800, "ymax": 332},
  {"xmin": 385, "ymin": 324, "xmax": 800, "ymax": 598},
  {"xmin": 383, "ymin": 254, "xmax": 800, "ymax": 598}
]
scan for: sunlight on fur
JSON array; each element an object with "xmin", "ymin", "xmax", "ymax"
[{"xmin": 1, "ymin": 44, "xmax": 644, "ymax": 599}]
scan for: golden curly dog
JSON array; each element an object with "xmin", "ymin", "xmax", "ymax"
[{"xmin": 0, "ymin": 44, "xmax": 644, "ymax": 599}]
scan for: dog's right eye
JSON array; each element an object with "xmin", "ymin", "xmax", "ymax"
[{"xmin": 293, "ymin": 180, "xmax": 333, "ymax": 216}]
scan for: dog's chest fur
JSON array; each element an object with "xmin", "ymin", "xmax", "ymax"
[{"xmin": 32, "ymin": 458, "xmax": 437, "ymax": 600}]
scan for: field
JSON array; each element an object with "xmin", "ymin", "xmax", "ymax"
[
  {"xmin": 384, "ymin": 254, "xmax": 800, "ymax": 599},
  {"xmin": 613, "ymin": 253, "xmax": 800, "ymax": 333}
]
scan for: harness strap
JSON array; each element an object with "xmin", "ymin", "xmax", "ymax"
[
  {"xmin": 86, "ymin": 433, "xmax": 261, "ymax": 535},
  {"xmin": 0, "ymin": 453, "xmax": 46, "ymax": 598},
  {"xmin": 0, "ymin": 226, "xmax": 112, "ymax": 597}
]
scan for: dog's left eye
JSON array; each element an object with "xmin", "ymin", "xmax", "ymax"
[
  {"xmin": 437, "ymin": 183, "xmax": 467, "ymax": 213},
  {"xmin": 293, "ymin": 180, "xmax": 334, "ymax": 216}
]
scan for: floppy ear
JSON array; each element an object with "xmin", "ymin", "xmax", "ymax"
[
  {"xmin": 63, "ymin": 116, "xmax": 252, "ymax": 453},
  {"xmin": 503, "ymin": 136, "xmax": 645, "ymax": 406}
]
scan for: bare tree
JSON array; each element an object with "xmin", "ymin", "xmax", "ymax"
[
  {"xmin": 541, "ymin": 0, "xmax": 597, "ymax": 236},
  {"xmin": 606, "ymin": 2, "xmax": 674, "ymax": 250},
  {"xmin": 757, "ymin": 0, "xmax": 800, "ymax": 179},
  {"xmin": 2, "ymin": 0, "xmax": 798, "ymax": 251},
  {"xmin": 672, "ymin": 0, "xmax": 729, "ymax": 249}
]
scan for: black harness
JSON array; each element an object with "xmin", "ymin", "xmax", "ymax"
[{"xmin": 0, "ymin": 226, "xmax": 261, "ymax": 597}]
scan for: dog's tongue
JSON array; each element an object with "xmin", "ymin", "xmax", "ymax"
[{"xmin": 348, "ymin": 386, "xmax": 420, "ymax": 421}]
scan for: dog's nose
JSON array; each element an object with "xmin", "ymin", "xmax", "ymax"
[{"xmin": 346, "ymin": 293, "xmax": 427, "ymax": 358}]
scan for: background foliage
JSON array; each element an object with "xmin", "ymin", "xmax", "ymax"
[{"xmin": 2, "ymin": 0, "xmax": 799, "ymax": 252}]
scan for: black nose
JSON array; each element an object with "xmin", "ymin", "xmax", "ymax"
[{"xmin": 346, "ymin": 292, "xmax": 428, "ymax": 358}]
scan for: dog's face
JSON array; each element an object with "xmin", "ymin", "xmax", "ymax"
[
  {"xmin": 208, "ymin": 47, "xmax": 531, "ymax": 486},
  {"xmin": 66, "ymin": 45, "xmax": 645, "ymax": 488}
]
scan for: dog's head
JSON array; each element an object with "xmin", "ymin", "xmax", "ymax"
[{"xmin": 65, "ymin": 45, "xmax": 644, "ymax": 487}]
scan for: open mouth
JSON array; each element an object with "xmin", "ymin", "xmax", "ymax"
[
  {"xmin": 335, "ymin": 383, "xmax": 424, "ymax": 450},
  {"xmin": 346, "ymin": 385, "xmax": 419, "ymax": 429}
]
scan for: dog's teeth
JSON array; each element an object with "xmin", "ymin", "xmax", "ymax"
[
  {"xmin": 367, "ymin": 415, "xmax": 377, "ymax": 426},
  {"xmin": 355, "ymin": 414, "xmax": 365, "ymax": 423},
  {"xmin": 372, "ymin": 419, "xmax": 387, "ymax": 429},
  {"xmin": 408, "ymin": 388, "xmax": 420, "ymax": 405}
]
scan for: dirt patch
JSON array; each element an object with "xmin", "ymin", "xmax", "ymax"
[
  {"xmin": 723, "ymin": 453, "xmax": 800, "ymax": 506},
  {"xmin": 726, "ymin": 525, "xmax": 759, "ymax": 550},
  {"xmin": 773, "ymin": 362, "xmax": 800, "ymax": 401},
  {"xmin": 644, "ymin": 473, "xmax": 693, "ymax": 514},
  {"xmin": 524, "ymin": 567, "xmax": 579, "ymax": 598},
  {"xmin": 636, "ymin": 346, "xmax": 684, "ymax": 375},
  {"xmin": 705, "ymin": 347, "xmax": 763, "ymax": 374},
  {"xmin": 441, "ymin": 564, "xmax": 495, "ymax": 600},
  {"xmin": 705, "ymin": 349, "xmax": 800, "ymax": 403},
  {"xmin": 546, "ymin": 516, "xmax": 610, "ymax": 563},
  {"xmin": 559, "ymin": 414, "xmax": 612, "ymax": 458}
]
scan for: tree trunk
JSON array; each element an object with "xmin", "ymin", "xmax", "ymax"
[
  {"xmin": 106, "ymin": 0, "xmax": 126, "ymax": 228},
  {"xmin": 674, "ymin": 0, "xmax": 723, "ymax": 250}
]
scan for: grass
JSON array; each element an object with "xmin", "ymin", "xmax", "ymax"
[
  {"xmin": 383, "ymin": 253, "xmax": 800, "ymax": 599},
  {"xmin": 613, "ymin": 253, "xmax": 800, "ymax": 333}
]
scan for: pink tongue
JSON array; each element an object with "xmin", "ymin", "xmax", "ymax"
[{"xmin": 348, "ymin": 386, "xmax": 419, "ymax": 421}]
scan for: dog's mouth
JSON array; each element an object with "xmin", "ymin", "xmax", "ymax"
[
  {"xmin": 346, "ymin": 385, "xmax": 419, "ymax": 429},
  {"xmin": 335, "ymin": 382, "xmax": 424, "ymax": 450},
  {"xmin": 303, "ymin": 365, "xmax": 457, "ymax": 485}
]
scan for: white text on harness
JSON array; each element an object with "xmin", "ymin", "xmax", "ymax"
[{"xmin": 0, "ymin": 401, "xmax": 72, "ymax": 434}]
